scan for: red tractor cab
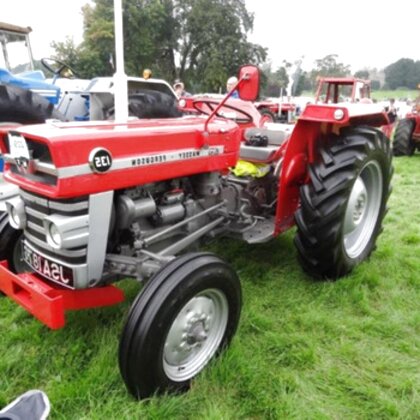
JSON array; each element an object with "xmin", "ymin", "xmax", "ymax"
[{"xmin": 315, "ymin": 77, "xmax": 372, "ymax": 104}]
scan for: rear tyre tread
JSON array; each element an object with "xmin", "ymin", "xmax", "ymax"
[
  {"xmin": 393, "ymin": 118, "xmax": 415, "ymax": 156},
  {"xmin": 0, "ymin": 84, "xmax": 64, "ymax": 123},
  {"xmin": 294, "ymin": 126, "xmax": 392, "ymax": 279}
]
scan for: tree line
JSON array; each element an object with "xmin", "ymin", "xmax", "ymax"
[{"xmin": 51, "ymin": 0, "xmax": 420, "ymax": 97}]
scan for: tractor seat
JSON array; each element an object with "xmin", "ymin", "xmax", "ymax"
[{"xmin": 240, "ymin": 127, "xmax": 291, "ymax": 162}]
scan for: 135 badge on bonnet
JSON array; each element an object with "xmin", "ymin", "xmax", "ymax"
[{"xmin": 89, "ymin": 148, "xmax": 113, "ymax": 173}]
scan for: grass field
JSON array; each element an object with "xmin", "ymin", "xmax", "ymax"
[
  {"xmin": 0, "ymin": 155, "xmax": 419, "ymax": 419},
  {"xmin": 301, "ymin": 89, "xmax": 418, "ymax": 102},
  {"xmin": 371, "ymin": 90, "xmax": 418, "ymax": 101}
]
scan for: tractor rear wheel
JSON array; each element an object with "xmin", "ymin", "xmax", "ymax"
[
  {"xmin": 119, "ymin": 252, "xmax": 241, "ymax": 399},
  {"xmin": 259, "ymin": 108, "xmax": 276, "ymax": 124},
  {"xmin": 0, "ymin": 84, "xmax": 64, "ymax": 124},
  {"xmin": 106, "ymin": 90, "xmax": 182, "ymax": 119},
  {"xmin": 392, "ymin": 118, "xmax": 415, "ymax": 156},
  {"xmin": 128, "ymin": 90, "xmax": 182, "ymax": 118},
  {"xmin": 294, "ymin": 126, "xmax": 392, "ymax": 279}
]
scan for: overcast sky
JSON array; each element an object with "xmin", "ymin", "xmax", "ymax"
[{"xmin": 2, "ymin": 0, "xmax": 419, "ymax": 73}]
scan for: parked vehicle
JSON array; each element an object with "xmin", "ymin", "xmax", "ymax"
[
  {"xmin": 254, "ymin": 98, "xmax": 297, "ymax": 123},
  {"xmin": 392, "ymin": 86, "xmax": 420, "ymax": 156},
  {"xmin": 315, "ymin": 77, "xmax": 372, "ymax": 103},
  {"xmin": 0, "ymin": 62, "xmax": 393, "ymax": 398},
  {"xmin": 179, "ymin": 93, "xmax": 296, "ymax": 125},
  {"xmin": 314, "ymin": 76, "xmax": 394, "ymax": 138}
]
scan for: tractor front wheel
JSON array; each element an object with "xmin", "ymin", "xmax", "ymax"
[
  {"xmin": 118, "ymin": 252, "xmax": 242, "ymax": 399},
  {"xmin": 294, "ymin": 127, "xmax": 392, "ymax": 279},
  {"xmin": 392, "ymin": 118, "xmax": 415, "ymax": 156},
  {"xmin": 0, "ymin": 212, "xmax": 27, "ymax": 273}
]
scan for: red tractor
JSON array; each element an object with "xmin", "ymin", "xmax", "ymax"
[
  {"xmin": 254, "ymin": 99, "xmax": 296, "ymax": 124},
  {"xmin": 315, "ymin": 77, "xmax": 372, "ymax": 103},
  {"xmin": 179, "ymin": 94, "xmax": 296, "ymax": 125},
  {"xmin": 392, "ymin": 87, "xmax": 420, "ymax": 156},
  {"xmin": 0, "ymin": 65, "xmax": 392, "ymax": 399}
]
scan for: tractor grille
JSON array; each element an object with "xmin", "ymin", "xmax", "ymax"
[
  {"xmin": 21, "ymin": 189, "xmax": 89, "ymax": 265},
  {"xmin": 6, "ymin": 135, "xmax": 58, "ymax": 185}
]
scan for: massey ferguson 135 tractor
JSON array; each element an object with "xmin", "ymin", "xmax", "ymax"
[{"xmin": 0, "ymin": 63, "xmax": 393, "ymax": 398}]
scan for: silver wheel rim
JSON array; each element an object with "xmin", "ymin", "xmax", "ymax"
[
  {"xmin": 343, "ymin": 160, "xmax": 383, "ymax": 258},
  {"xmin": 163, "ymin": 288, "xmax": 228, "ymax": 382}
]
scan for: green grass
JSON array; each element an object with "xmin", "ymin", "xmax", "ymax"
[
  {"xmin": 301, "ymin": 89, "xmax": 418, "ymax": 102},
  {"xmin": 1, "ymin": 156, "xmax": 419, "ymax": 419},
  {"xmin": 371, "ymin": 90, "xmax": 418, "ymax": 101}
]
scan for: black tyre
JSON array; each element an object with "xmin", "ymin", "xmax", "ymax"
[
  {"xmin": 119, "ymin": 252, "xmax": 242, "ymax": 399},
  {"xmin": 0, "ymin": 212, "xmax": 27, "ymax": 273},
  {"xmin": 392, "ymin": 118, "xmax": 415, "ymax": 156},
  {"xmin": 259, "ymin": 108, "xmax": 276, "ymax": 124},
  {"xmin": 294, "ymin": 126, "xmax": 392, "ymax": 279},
  {"xmin": 0, "ymin": 84, "xmax": 64, "ymax": 124},
  {"xmin": 107, "ymin": 89, "xmax": 182, "ymax": 119}
]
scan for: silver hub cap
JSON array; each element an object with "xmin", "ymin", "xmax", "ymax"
[
  {"xmin": 163, "ymin": 288, "xmax": 228, "ymax": 382},
  {"xmin": 343, "ymin": 161, "xmax": 383, "ymax": 258}
]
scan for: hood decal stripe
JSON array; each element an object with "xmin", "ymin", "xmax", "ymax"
[{"xmin": 55, "ymin": 146, "xmax": 224, "ymax": 179}]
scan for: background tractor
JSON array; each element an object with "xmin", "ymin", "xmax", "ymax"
[
  {"xmin": 315, "ymin": 77, "xmax": 372, "ymax": 104},
  {"xmin": 392, "ymin": 85, "xmax": 420, "ymax": 156},
  {"xmin": 254, "ymin": 99, "xmax": 296, "ymax": 124},
  {"xmin": 0, "ymin": 20, "xmax": 179, "ymax": 170}
]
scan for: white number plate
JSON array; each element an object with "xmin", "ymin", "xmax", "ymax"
[
  {"xmin": 22, "ymin": 242, "xmax": 74, "ymax": 287},
  {"xmin": 9, "ymin": 133, "xmax": 30, "ymax": 159}
]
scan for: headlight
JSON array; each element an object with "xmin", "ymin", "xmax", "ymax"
[
  {"xmin": 334, "ymin": 109, "xmax": 345, "ymax": 120},
  {"xmin": 48, "ymin": 223, "xmax": 62, "ymax": 247},
  {"xmin": 43, "ymin": 214, "xmax": 89, "ymax": 250}
]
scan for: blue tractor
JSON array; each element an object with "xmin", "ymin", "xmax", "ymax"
[
  {"xmin": 0, "ymin": 22, "xmax": 65, "ymax": 172},
  {"xmin": 0, "ymin": 22, "xmax": 65, "ymax": 116}
]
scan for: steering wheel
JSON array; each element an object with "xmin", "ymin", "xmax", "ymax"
[
  {"xmin": 192, "ymin": 98, "xmax": 253, "ymax": 124},
  {"xmin": 41, "ymin": 58, "xmax": 80, "ymax": 81}
]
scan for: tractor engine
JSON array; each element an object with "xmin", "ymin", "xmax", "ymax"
[
  {"xmin": 105, "ymin": 170, "xmax": 275, "ymax": 283},
  {"xmin": 9, "ymin": 170, "xmax": 275, "ymax": 290},
  {"xmin": 106, "ymin": 174, "xmax": 223, "ymax": 278}
]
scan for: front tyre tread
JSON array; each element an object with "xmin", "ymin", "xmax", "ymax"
[{"xmin": 118, "ymin": 252, "xmax": 241, "ymax": 399}]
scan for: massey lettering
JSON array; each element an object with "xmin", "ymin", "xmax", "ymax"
[
  {"xmin": 132, "ymin": 154, "xmax": 167, "ymax": 167},
  {"xmin": 130, "ymin": 147, "xmax": 223, "ymax": 168},
  {"xmin": 178, "ymin": 151, "xmax": 200, "ymax": 159}
]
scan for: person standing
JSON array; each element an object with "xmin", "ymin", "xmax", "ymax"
[
  {"xmin": 173, "ymin": 80, "xmax": 191, "ymax": 98},
  {"xmin": 226, "ymin": 76, "xmax": 239, "ymax": 98},
  {"xmin": 386, "ymin": 98, "xmax": 398, "ymax": 123}
]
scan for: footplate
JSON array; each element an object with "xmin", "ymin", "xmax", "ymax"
[{"xmin": 0, "ymin": 261, "xmax": 125, "ymax": 329}]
